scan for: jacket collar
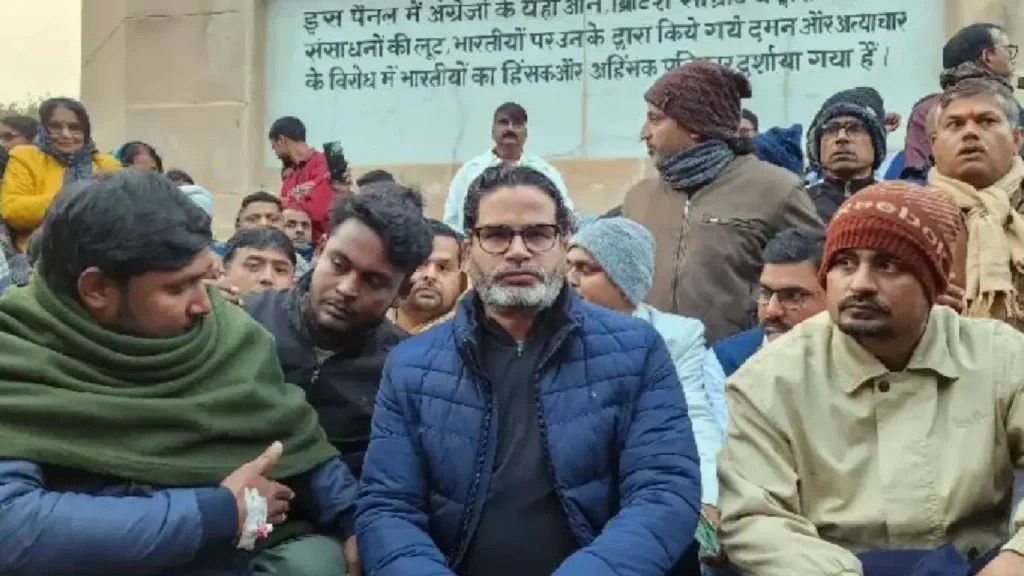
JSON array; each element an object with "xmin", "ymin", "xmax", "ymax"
[
  {"xmin": 819, "ymin": 175, "xmax": 876, "ymax": 196},
  {"xmin": 833, "ymin": 309, "xmax": 960, "ymax": 394},
  {"xmin": 452, "ymin": 285, "xmax": 583, "ymax": 365}
]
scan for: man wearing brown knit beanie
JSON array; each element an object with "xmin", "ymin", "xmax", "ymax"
[
  {"xmin": 619, "ymin": 60, "xmax": 822, "ymax": 344},
  {"xmin": 717, "ymin": 181, "xmax": 1024, "ymax": 576}
]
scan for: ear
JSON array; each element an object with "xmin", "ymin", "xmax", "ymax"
[
  {"xmin": 76, "ymin": 267, "xmax": 118, "ymax": 316},
  {"xmin": 1013, "ymin": 126, "xmax": 1023, "ymax": 152}
]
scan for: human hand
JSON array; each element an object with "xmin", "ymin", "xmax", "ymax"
[
  {"xmin": 699, "ymin": 504, "xmax": 727, "ymax": 564},
  {"xmin": 203, "ymin": 278, "xmax": 242, "ymax": 306},
  {"xmin": 936, "ymin": 284, "xmax": 965, "ymax": 313},
  {"xmin": 343, "ymin": 536, "xmax": 361, "ymax": 576},
  {"xmin": 884, "ymin": 112, "xmax": 902, "ymax": 132},
  {"xmin": 248, "ymin": 476, "xmax": 294, "ymax": 525},
  {"xmin": 220, "ymin": 442, "xmax": 284, "ymax": 538},
  {"xmin": 975, "ymin": 551, "xmax": 1024, "ymax": 576}
]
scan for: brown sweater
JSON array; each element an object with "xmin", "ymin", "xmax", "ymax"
[{"xmin": 620, "ymin": 154, "xmax": 823, "ymax": 343}]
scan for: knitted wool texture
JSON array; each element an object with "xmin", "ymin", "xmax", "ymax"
[
  {"xmin": 820, "ymin": 181, "xmax": 962, "ymax": 304},
  {"xmin": 571, "ymin": 217, "xmax": 656, "ymax": 306},
  {"xmin": 644, "ymin": 60, "xmax": 752, "ymax": 140}
]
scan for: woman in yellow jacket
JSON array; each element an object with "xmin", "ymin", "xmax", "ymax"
[{"xmin": 1, "ymin": 97, "xmax": 120, "ymax": 250}]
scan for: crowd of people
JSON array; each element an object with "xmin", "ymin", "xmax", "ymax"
[{"xmin": 0, "ymin": 17, "xmax": 1022, "ymax": 576}]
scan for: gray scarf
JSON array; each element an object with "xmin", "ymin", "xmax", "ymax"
[{"xmin": 657, "ymin": 140, "xmax": 736, "ymax": 192}]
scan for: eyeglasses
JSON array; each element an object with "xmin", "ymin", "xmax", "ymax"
[
  {"xmin": 472, "ymin": 224, "xmax": 560, "ymax": 255},
  {"xmin": 821, "ymin": 120, "xmax": 867, "ymax": 139},
  {"xmin": 1005, "ymin": 43, "xmax": 1019, "ymax": 61},
  {"xmin": 754, "ymin": 285, "xmax": 817, "ymax": 311}
]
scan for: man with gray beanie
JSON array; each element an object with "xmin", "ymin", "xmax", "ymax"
[
  {"xmin": 620, "ymin": 60, "xmax": 822, "ymax": 343},
  {"xmin": 568, "ymin": 217, "xmax": 727, "ymax": 543},
  {"xmin": 805, "ymin": 87, "xmax": 887, "ymax": 223}
]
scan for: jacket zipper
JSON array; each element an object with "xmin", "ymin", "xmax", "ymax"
[{"xmin": 670, "ymin": 197, "xmax": 692, "ymax": 311}]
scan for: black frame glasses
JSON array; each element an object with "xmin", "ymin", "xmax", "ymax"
[
  {"xmin": 472, "ymin": 224, "xmax": 561, "ymax": 255},
  {"xmin": 754, "ymin": 285, "xmax": 817, "ymax": 312}
]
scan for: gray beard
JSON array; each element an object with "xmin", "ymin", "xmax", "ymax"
[{"xmin": 471, "ymin": 266, "xmax": 564, "ymax": 311}]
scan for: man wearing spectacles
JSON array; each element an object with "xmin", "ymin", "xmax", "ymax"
[
  {"xmin": 713, "ymin": 228, "xmax": 826, "ymax": 377},
  {"xmin": 805, "ymin": 88, "xmax": 887, "ymax": 223},
  {"xmin": 357, "ymin": 165, "xmax": 702, "ymax": 576}
]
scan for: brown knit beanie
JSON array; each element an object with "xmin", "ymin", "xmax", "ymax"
[
  {"xmin": 819, "ymin": 181, "xmax": 962, "ymax": 304},
  {"xmin": 644, "ymin": 61, "xmax": 753, "ymax": 140}
]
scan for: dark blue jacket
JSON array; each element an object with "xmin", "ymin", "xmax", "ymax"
[
  {"xmin": 0, "ymin": 457, "xmax": 357, "ymax": 575},
  {"xmin": 355, "ymin": 290, "xmax": 702, "ymax": 575},
  {"xmin": 712, "ymin": 326, "xmax": 764, "ymax": 377}
]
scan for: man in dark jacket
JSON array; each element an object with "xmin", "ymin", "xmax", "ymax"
[
  {"xmin": 0, "ymin": 171, "xmax": 359, "ymax": 576},
  {"xmin": 246, "ymin": 184, "xmax": 432, "ymax": 480},
  {"xmin": 805, "ymin": 87, "xmax": 886, "ymax": 224},
  {"xmin": 356, "ymin": 165, "xmax": 702, "ymax": 576}
]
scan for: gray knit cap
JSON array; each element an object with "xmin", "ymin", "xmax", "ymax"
[{"xmin": 570, "ymin": 217, "xmax": 655, "ymax": 306}]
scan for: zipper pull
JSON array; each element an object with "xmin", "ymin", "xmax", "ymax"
[{"xmin": 516, "ymin": 341, "xmax": 524, "ymax": 358}]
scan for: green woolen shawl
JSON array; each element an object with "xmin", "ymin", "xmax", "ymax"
[{"xmin": 0, "ymin": 277, "xmax": 338, "ymax": 486}]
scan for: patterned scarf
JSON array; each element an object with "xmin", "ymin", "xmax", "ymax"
[
  {"xmin": 928, "ymin": 157, "xmax": 1024, "ymax": 319},
  {"xmin": 656, "ymin": 140, "xmax": 736, "ymax": 192},
  {"xmin": 33, "ymin": 131, "xmax": 97, "ymax": 184}
]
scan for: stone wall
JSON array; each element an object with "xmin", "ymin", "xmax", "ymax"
[{"xmin": 81, "ymin": 0, "xmax": 1024, "ymax": 238}]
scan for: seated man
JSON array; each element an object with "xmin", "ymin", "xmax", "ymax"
[
  {"xmin": 713, "ymin": 228, "xmax": 826, "ymax": 377},
  {"xmin": 718, "ymin": 181, "xmax": 1024, "ymax": 576},
  {"xmin": 245, "ymin": 185, "xmax": 432, "ymax": 479},
  {"xmin": 282, "ymin": 206, "xmax": 315, "ymax": 263},
  {"xmin": 220, "ymin": 227, "xmax": 297, "ymax": 296},
  {"xmin": 216, "ymin": 191, "xmax": 311, "ymax": 280},
  {"xmin": 392, "ymin": 219, "xmax": 466, "ymax": 334},
  {"xmin": 0, "ymin": 171, "xmax": 359, "ymax": 576},
  {"xmin": 567, "ymin": 216, "xmax": 725, "ymax": 527},
  {"xmin": 356, "ymin": 165, "xmax": 701, "ymax": 576}
]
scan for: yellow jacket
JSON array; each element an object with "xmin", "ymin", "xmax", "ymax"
[{"xmin": 1, "ymin": 145, "xmax": 121, "ymax": 250}]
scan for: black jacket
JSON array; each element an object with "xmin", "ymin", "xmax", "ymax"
[
  {"xmin": 807, "ymin": 176, "xmax": 875, "ymax": 224},
  {"xmin": 245, "ymin": 282, "xmax": 406, "ymax": 478}
]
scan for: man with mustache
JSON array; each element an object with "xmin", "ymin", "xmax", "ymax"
[
  {"xmin": 443, "ymin": 102, "xmax": 574, "ymax": 234},
  {"xmin": 805, "ymin": 87, "xmax": 887, "ymax": 224},
  {"xmin": 357, "ymin": 165, "xmax": 702, "ymax": 576},
  {"xmin": 712, "ymin": 227, "xmax": 826, "ymax": 377},
  {"xmin": 245, "ymin": 184, "xmax": 432, "ymax": 482},
  {"xmin": 718, "ymin": 181, "xmax": 1024, "ymax": 576},
  {"xmin": 928, "ymin": 78, "xmax": 1024, "ymax": 331},
  {"xmin": 0, "ymin": 170, "xmax": 361, "ymax": 575},
  {"xmin": 393, "ymin": 219, "xmax": 466, "ymax": 334}
]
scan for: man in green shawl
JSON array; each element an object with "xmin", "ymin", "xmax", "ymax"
[{"xmin": 0, "ymin": 170, "xmax": 360, "ymax": 576}]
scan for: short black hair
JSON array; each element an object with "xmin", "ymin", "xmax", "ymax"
[
  {"xmin": 0, "ymin": 115, "xmax": 39, "ymax": 141},
  {"xmin": 741, "ymin": 108, "xmax": 759, "ymax": 131},
  {"xmin": 762, "ymin": 228, "xmax": 826, "ymax": 269},
  {"xmin": 119, "ymin": 141, "xmax": 164, "ymax": 173},
  {"xmin": 269, "ymin": 116, "xmax": 306, "ymax": 142},
  {"xmin": 25, "ymin": 227, "xmax": 43, "ymax": 267},
  {"xmin": 38, "ymin": 170, "xmax": 212, "ymax": 299},
  {"xmin": 943, "ymin": 23, "xmax": 1002, "ymax": 69},
  {"xmin": 328, "ymin": 189, "xmax": 432, "ymax": 275},
  {"xmin": 426, "ymin": 218, "xmax": 463, "ymax": 243},
  {"xmin": 324, "ymin": 141, "xmax": 349, "ymax": 183},
  {"xmin": 223, "ymin": 227, "xmax": 296, "ymax": 267},
  {"xmin": 359, "ymin": 180, "xmax": 424, "ymax": 212},
  {"xmin": 356, "ymin": 169, "xmax": 395, "ymax": 187},
  {"xmin": 463, "ymin": 165, "xmax": 572, "ymax": 233},
  {"xmin": 494, "ymin": 102, "xmax": 527, "ymax": 124},
  {"xmin": 165, "ymin": 168, "xmax": 194, "ymax": 185},
  {"xmin": 239, "ymin": 191, "xmax": 282, "ymax": 212}
]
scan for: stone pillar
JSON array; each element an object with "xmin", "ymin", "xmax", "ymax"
[
  {"xmin": 81, "ymin": 0, "xmax": 265, "ymax": 238},
  {"xmin": 81, "ymin": 0, "xmax": 1024, "ymax": 236}
]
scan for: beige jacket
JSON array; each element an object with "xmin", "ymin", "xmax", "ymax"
[
  {"xmin": 719, "ymin": 307, "xmax": 1024, "ymax": 575},
  {"xmin": 619, "ymin": 155, "xmax": 822, "ymax": 343}
]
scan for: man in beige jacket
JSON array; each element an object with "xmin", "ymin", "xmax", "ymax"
[{"xmin": 718, "ymin": 181, "xmax": 1024, "ymax": 575}]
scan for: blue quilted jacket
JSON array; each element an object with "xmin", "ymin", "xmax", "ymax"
[{"xmin": 355, "ymin": 289, "xmax": 702, "ymax": 576}]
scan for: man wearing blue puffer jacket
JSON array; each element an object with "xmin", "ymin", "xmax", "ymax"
[
  {"xmin": 356, "ymin": 165, "xmax": 702, "ymax": 576},
  {"xmin": 0, "ymin": 171, "xmax": 360, "ymax": 576}
]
